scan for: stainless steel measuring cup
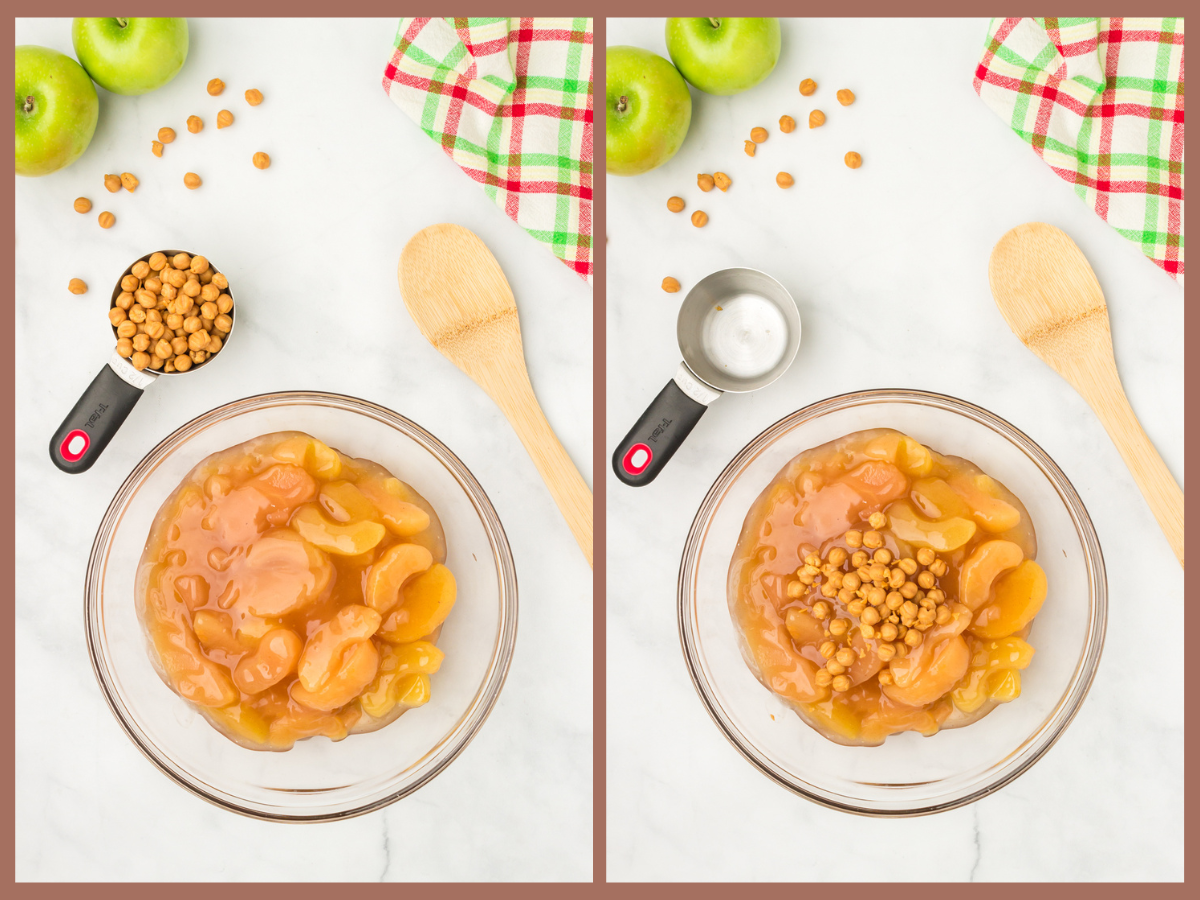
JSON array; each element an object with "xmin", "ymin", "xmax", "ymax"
[
  {"xmin": 50, "ymin": 249, "xmax": 236, "ymax": 473},
  {"xmin": 612, "ymin": 267, "xmax": 800, "ymax": 486}
]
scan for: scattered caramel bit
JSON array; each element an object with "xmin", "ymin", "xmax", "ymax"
[
  {"xmin": 690, "ymin": 210, "xmax": 708, "ymax": 228},
  {"xmin": 697, "ymin": 173, "xmax": 715, "ymax": 192},
  {"xmin": 103, "ymin": 174, "xmax": 121, "ymax": 193},
  {"xmin": 779, "ymin": 115, "xmax": 795, "ymax": 133},
  {"xmin": 776, "ymin": 172, "xmax": 794, "ymax": 189},
  {"xmin": 73, "ymin": 197, "xmax": 91, "ymax": 214},
  {"xmin": 799, "ymin": 78, "xmax": 817, "ymax": 96},
  {"xmin": 184, "ymin": 172, "xmax": 202, "ymax": 190},
  {"xmin": 662, "ymin": 277, "xmax": 681, "ymax": 293},
  {"xmin": 152, "ymin": 140, "xmax": 164, "ymax": 157},
  {"xmin": 667, "ymin": 196, "xmax": 685, "ymax": 213},
  {"xmin": 187, "ymin": 115, "xmax": 203, "ymax": 134},
  {"xmin": 207, "ymin": 78, "xmax": 225, "ymax": 96},
  {"xmin": 217, "ymin": 109, "xmax": 234, "ymax": 129},
  {"xmin": 245, "ymin": 88, "xmax": 263, "ymax": 106},
  {"xmin": 837, "ymin": 88, "xmax": 856, "ymax": 106},
  {"xmin": 120, "ymin": 172, "xmax": 139, "ymax": 192},
  {"xmin": 252, "ymin": 151, "xmax": 271, "ymax": 170},
  {"xmin": 744, "ymin": 140, "xmax": 756, "ymax": 157},
  {"xmin": 158, "ymin": 127, "xmax": 176, "ymax": 144},
  {"xmin": 713, "ymin": 172, "xmax": 731, "ymax": 192},
  {"xmin": 750, "ymin": 126, "xmax": 768, "ymax": 144},
  {"xmin": 68, "ymin": 278, "xmax": 87, "ymax": 294},
  {"xmin": 98, "ymin": 211, "xmax": 115, "ymax": 229},
  {"xmin": 845, "ymin": 151, "xmax": 862, "ymax": 169},
  {"xmin": 809, "ymin": 110, "xmax": 826, "ymax": 129}
]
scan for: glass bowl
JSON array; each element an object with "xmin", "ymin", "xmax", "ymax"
[
  {"xmin": 86, "ymin": 392, "xmax": 518, "ymax": 821},
  {"xmin": 678, "ymin": 389, "xmax": 1106, "ymax": 816}
]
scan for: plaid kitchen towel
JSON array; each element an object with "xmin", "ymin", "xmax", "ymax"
[
  {"xmin": 974, "ymin": 18, "xmax": 1184, "ymax": 285},
  {"xmin": 383, "ymin": 17, "xmax": 593, "ymax": 284}
]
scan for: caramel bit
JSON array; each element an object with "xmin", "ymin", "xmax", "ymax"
[{"xmin": 784, "ymin": 509, "xmax": 959, "ymax": 692}]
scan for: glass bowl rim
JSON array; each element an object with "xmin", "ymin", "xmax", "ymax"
[
  {"xmin": 677, "ymin": 388, "xmax": 1107, "ymax": 817},
  {"xmin": 84, "ymin": 390, "xmax": 519, "ymax": 822}
]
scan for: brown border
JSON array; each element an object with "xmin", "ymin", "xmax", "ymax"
[{"xmin": 8, "ymin": 5, "xmax": 1194, "ymax": 892}]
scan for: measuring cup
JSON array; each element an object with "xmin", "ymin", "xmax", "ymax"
[
  {"xmin": 50, "ymin": 250, "xmax": 236, "ymax": 473},
  {"xmin": 612, "ymin": 267, "xmax": 800, "ymax": 486}
]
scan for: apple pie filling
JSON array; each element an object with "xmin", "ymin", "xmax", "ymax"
[
  {"xmin": 728, "ymin": 428, "xmax": 1046, "ymax": 746},
  {"xmin": 136, "ymin": 431, "xmax": 456, "ymax": 750}
]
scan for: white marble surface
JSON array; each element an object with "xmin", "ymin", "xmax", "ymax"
[
  {"xmin": 606, "ymin": 18, "xmax": 1183, "ymax": 882},
  {"xmin": 15, "ymin": 18, "xmax": 591, "ymax": 882}
]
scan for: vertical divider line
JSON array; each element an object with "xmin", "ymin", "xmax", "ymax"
[{"xmin": 591, "ymin": 13, "xmax": 607, "ymax": 888}]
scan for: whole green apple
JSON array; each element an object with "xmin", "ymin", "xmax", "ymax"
[
  {"xmin": 15, "ymin": 45, "xmax": 100, "ymax": 177},
  {"xmin": 665, "ymin": 17, "xmax": 781, "ymax": 96},
  {"xmin": 72, "ymin": 17, "xmax": 188, "ymax": 96},
  {"xmin": 606, "ymin": 46, "xmax": 692, "ymax": 177}
]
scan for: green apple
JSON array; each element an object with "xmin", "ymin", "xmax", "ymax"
[
  {"xmin": 665, "ymin": 17, "xmax": 781, "ymax": 96},
  {"xmin": 15, "ymin": 46, "xmax": 100, "ymax": 177},
  {"xmin": 606, "ymin": 46, "xmax": 692, "ymax": 177},
  {"xmin": 71, "ymin": 17, "xmax": 188, "ymax": 96}
]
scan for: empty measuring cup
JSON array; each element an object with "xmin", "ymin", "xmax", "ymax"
[{"xmin": 612, "ymin": 267, "xmax": 800, "ymax": 486}]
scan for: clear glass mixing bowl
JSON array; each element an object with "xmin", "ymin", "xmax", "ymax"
[
  {"xmin": 678, "ymin": 389, "xmax": 1106, "ymax": 816},
  {"xmin": 86, "ymin": 392, "xmax": 518, "ymax": 821}
]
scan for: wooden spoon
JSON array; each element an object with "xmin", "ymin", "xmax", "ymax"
[
  {"xmin": 398, "ymin": 224, "xmax": 593, "ymax": 567},
  {"xmin": 989, "ymin": 222, "xmax": 1183, "ymax": 567}
]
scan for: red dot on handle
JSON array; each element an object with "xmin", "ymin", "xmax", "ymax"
[
  {"xmin": 60, "ymin": 429, "xmax": 90, "ymax": 462},
  {"xmin": 622, "ymin": 443, "xmax": 652, "ymax": 476}
]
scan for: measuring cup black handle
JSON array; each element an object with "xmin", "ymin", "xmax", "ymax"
[
  {"xmin": 612, "ymin": 379, "xmax": 708, "ymax": 487},
  {"xmin": 50, "ymin": 362, "xmax": 146, "ymax": 473}
]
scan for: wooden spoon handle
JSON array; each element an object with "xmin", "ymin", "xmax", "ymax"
[
  {"xmin": 496, "ymin": 384, "xmax": 594, "ymax": 568},
  {"xmin": 1071, "ymin": 358, "xmax": 1184, "ymax": 567}
]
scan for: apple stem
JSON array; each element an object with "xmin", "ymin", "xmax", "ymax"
[
  {"xmin": 708, "ymin": 17, "xmax": 720, "ymax": 29},
  {"xmin": 22, "ymin": 95, "xmax": 34, "ymax": 114},
  {"xmin": 115, "ymin": 17, "xmax": 128, "ymax": 28},
  {"xmin": 616, "ymin": 95, "xmax": 628, "ymax": 114}
]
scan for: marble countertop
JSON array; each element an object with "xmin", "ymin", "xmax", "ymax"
[
  {"xmin": 15, "ymin": 18, "xmax": 592, "ymax": 882},
  {"xmin": 605, "ymin": 18, "xmax": 1182, "ymax": 882}
]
